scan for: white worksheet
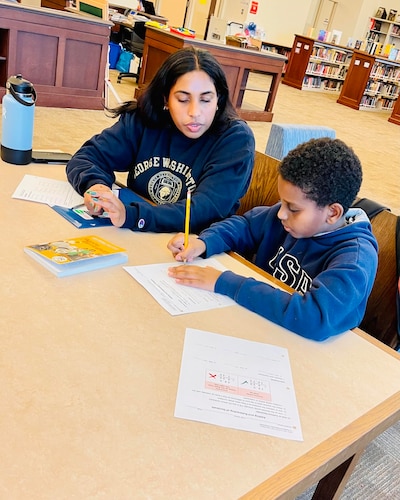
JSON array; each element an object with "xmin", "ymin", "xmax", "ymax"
[
  {"xmin": 175, "ymin": 328, "xmax": 303, "ymax": 441},
  {"xmin": 124, "ymin": 258, "xmax": 235, "ymax": 315},
  {"xmin": 12, "ymin": 174, "xmax": 84, "ymax": 208}
]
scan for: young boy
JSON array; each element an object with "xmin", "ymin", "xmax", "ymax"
[{"xmin": 167, "ymin": 138, "xmax": 378, "ymax": 341}]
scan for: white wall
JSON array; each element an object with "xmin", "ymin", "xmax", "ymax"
[
  {"xmin": 244, "ymin": 0, "xmax": 400, "ymax": 48},
  {"xmin": 158, "ymin": 0, "xmax": 400, "ymax": 47},
  {"xmin": 157, "ymin": 0, "xmax": 187, "ymax": 27},
  {"xmin": 244, "ymin": 0, "xmax": 315, "ymax": 47}
]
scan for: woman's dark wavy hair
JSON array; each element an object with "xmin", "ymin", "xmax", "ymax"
[
  {"xmin": 278, "ymin": 137, "xmax": 362, "ymax": 213},
  {"xmin": 107, "ymin": 46, "xmax": 239, "ymax": 133}
]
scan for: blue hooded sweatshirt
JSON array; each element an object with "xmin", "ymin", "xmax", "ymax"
[
  {"xmin": 66, "ymin": 110, "xmax": 254, "ymax": 233},
  {"xmin": 199, "ymin": 204, "xmax": 378, "ymax": 341}
]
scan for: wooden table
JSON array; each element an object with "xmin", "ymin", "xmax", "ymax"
[
  {"xmin": 1, "ymin": 160, "xmax": 400, "ymax": 499},
  {"xmin": 136, "ymin": 27, "xmax": 287, "ymax": 122}
]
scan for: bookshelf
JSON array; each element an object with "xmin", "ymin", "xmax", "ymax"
[
  {"xmin": 283, "ymin": 35, "xmax": 352, "ymax": 93},
  {"xmin": 259, "ymin": 42, "xmax": 291, "ymax": 74},
  {"xmin": 337, "ymin": 51, "xmax": 400, "ymax": 112},
  {"xmin": 365, "ymin": 16, "xmax": 400, "ymax": 59}
]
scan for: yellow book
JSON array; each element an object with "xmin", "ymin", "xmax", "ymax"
[{"xmin": 24, "ymin": 235, "xmax": 128, "ymax": 277}]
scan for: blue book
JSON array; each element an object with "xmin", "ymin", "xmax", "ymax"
[{"xmin": 51, "ymin": 188, "xmax": 149, "ymax": 228}]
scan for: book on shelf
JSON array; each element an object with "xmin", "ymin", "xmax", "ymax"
[
  {"xmin": 331, "ymin": 30, "xmax": 342, "ymax": 45},
  {"xmin": 24, "ymin": 235, "xmax": 128, "ymax": 277},
  {"xmin": 388, "ymin": 47, "xmax": 400, "ymax": 61},
  {"xmin": 388, "ymin": 9, "xmax": 397, "ymax": 22},
  {"xmin": 375, "ymin": 7, "xmax": 387, "ymax": 20}
]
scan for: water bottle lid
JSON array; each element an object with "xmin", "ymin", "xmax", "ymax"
[{"xmin": 6, "ymin": 74, "xmax": 34, "ymax": 94}]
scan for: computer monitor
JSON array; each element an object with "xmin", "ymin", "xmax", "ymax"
[{"xmin": 143, "ymin": 1, "xmax": 156, "ymax": 15}]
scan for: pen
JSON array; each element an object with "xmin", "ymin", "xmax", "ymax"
[{"xmin": 184, "ymin": 190, "xmax": 191, "ymax": 250}]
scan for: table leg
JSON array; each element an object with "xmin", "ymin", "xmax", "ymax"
[{"xmin": 311, "ymin": 450, "xmax": 364, "ymax": 500}]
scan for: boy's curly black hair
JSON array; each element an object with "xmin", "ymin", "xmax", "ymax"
[{"xmin": 278, "ymin": 137, "xmax": 362, "ymax": 213}]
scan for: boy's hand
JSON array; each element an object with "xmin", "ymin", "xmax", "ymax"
[
  {"xmin": 167, "ymin": 233, "xmax": 206, "ymax": 262},
  {"xmin": 168, "ymin": 265, "xmax": 222, "ymax": 292},
  {"xmin": 84, "ymin": 184, "xmax": 126, "ymax": 227}
]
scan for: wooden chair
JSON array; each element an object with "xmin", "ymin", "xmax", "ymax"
[
  {"xmin": 237, "ymin": 152, "xmax": 399, "ymax": 349},
  {"xmin": 357, "ymin": 207, "xmax": 399, "ymax": 349},
  {"xmin": 236, "ymin": 151, "xmax": 281, "ymax": 215}
]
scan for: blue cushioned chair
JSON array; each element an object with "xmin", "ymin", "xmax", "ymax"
[{"xmin": 265, "ymin": 124, "xmax": 336, "ymax": 160}]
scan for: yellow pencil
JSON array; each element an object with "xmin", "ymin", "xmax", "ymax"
[{"xmin": 184, "ymin": 190, "xmax": 191, "ymax": 249}]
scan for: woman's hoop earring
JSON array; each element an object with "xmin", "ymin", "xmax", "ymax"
[{"xmin": 163, "ymin": 105, "xmax": 168, "ymax": 111}]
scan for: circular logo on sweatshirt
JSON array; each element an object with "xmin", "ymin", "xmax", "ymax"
[{"xmin": 148, "ymin": 172, "xmax": 182, "ymax": 204}]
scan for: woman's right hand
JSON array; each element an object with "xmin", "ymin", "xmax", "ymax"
[
  {"xmin": 167, "ymin": 233, "xmax": 206, "ymax": 262},
  {"xmin": 84, "ymin": 184, "xmax": 112, "ymax": 216}
]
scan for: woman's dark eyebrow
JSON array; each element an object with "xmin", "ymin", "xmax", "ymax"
[{"xmin": 173, "ymin": 90, "xmax": 216, "ymax": 97}]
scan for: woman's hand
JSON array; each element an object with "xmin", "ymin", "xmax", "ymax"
[
  {"xmin": 167, "ymin": 233, "xmax": 206, "ymax": 262},
  {"xmin": 84, "ymin": 184, "xmax": 126, "ymax": 227},
  {"xmin": 168, "ymin": 264, "xmax": 222, "ymax": 292}
]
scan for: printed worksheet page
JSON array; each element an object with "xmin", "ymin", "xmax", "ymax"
[
  {"xmin": 175, "ymin": 328, "xmax": 303, "ymax": 441},
  {"xmin": 124, "ymin": 258, "xmax": 235, "ymax": 315}
]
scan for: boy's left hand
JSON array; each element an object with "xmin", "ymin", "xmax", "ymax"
[{"xmin": 168, "ymin": 265, "xmax": 222, "ymax": 292}]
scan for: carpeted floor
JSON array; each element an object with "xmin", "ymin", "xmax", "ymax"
[{"xmin": 296, "ymin": 420, "xmax": 400, "ymax": 499}]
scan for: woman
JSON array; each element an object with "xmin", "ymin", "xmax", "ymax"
[{"xmin": 66, "ymin": 46, "xmax": 255, "ymax": 233}]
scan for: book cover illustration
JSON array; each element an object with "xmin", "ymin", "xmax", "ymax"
[{"xmin": 24, "ymin": 235, "xmax": 128, "ymax": 277}]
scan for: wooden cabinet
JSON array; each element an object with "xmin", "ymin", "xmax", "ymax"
[
  {"xmin": 0, "ymin": 2, "xmax": 111, "ymax": 110},
  {"xmin": 336, "ymin": 51, "xmax": 375, "ymax": 110},
  {"xmin": 388, "ymin": 94, "xmax": 400, "ymax": 125},
  {"xmin": 337, "ymin": 51, "xmax": 400, "ymax": 113},
  {"xmin": 283, "ymin": 34, "xmax": 351, "ymax": 93},
  {"xmin": 282, "ymin": 35, "xmax": 314, "ymax": 90},
  {"xmin": 41, "ymin": 0, "xmax": 70, "ymax": 10}
]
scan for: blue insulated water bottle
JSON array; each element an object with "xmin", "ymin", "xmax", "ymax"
[{"xmin": 1, "ymin": 75, "xmax": 37, "ymax": 165}]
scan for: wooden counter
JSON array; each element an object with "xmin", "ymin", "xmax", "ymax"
[
  {"xmin": 137, "ymin": 27, "xmax": 287, "ymax": 122},
  {"xmin": 0, "ymin": 1, "xmax": 111, "ymax": 109}
]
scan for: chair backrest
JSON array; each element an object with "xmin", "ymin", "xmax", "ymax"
[
  {"xmin": 236, "ymin": 151, "xmax": 280, "ymax": 216},
  {"xmin": 121, "ymin": 26, "xmax": 145, "ymax": 57},
  {"xmin": 265, "ymin": 123, "xmax": 336, "ymax": 160},
  {"xmin": 357, "ymin": 207, "xmax": 399, "ymax": 349}
]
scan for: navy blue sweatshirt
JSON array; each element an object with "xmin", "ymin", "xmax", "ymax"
[
  {"xmin": 199, "ymin": 205, "xmax": 378, "ymax": 341},
  {"xmin": 66, "ymin": 111, "xmax": 255, "ymax": 233}
]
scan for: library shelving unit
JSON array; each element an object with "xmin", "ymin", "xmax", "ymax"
[
  {"xmin": 366, "ymin": 16, "xmax": 400, "ymax": 57},
  {"xmin": 283, "ymin": 35, "xmax": 352, "ymax": 92},
  {"xmin": 259, "ymin": 42, "xmax": 291, "ymax": 74},
  {"xmin": 337, "ymin": 50, "xmax": 400, "ymax": 112}
]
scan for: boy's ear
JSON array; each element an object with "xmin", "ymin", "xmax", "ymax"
[{"xmin": 327, "ymin": 203, "xmax": 344, "ymax": 223}]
